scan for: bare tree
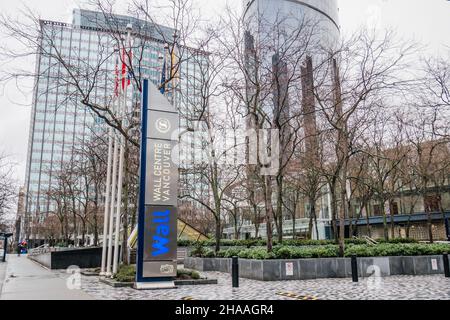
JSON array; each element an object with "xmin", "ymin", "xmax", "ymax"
[
  {"xmin": 402, "ymin": 108, "xmax": 450, "ymax": 242},
  {"xmin": 0, "ymin": 154, "xmax": 17, "ymax": 228},
  {"xmin": 313, "ymin": 29, "xmax": 418, "ymax": 254}
]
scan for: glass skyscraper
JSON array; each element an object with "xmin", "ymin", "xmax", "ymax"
[{"xmin": 23, "ymin": 9, "xmax": 207, "ymax": 242}]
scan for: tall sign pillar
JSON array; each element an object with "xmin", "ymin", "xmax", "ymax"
[{"xmin": 135, "ymin": 79, "xmax": 179, "ymax": 289}]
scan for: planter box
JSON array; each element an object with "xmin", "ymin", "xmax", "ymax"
[
  {"xmin": 80, "ymin": 270, "xmax": 100, "ymax": 277},
  {"xmin": 185, "ymin": 255, "xmax": 446, "ymax": 281},
  {"xmin": 100, "ymin": 277, "xmax": 217, "ymax": 287},
  {"xmin": 99, "ymin": 277, "xmax": 134, "ymax": 288},
  {"xmin": 174, "ymin": 279, "xmax": 218, "ymax": 286}
]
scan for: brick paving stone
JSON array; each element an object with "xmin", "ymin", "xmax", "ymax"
[{"xmin": 53, "ymin": 269, "xmax": 450, "ymax": 300}]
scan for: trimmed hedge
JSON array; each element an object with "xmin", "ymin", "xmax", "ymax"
[
  {"xmin": 190, "ymin": 243, "xmax": 450, "ymax": 260},
  {"xmin": 343, "ymin": 243, "xmax": 450, "ymax": 257},
  {"xmin": 178, "ymin": 238, "xmax": 417, "ymax": 248}
]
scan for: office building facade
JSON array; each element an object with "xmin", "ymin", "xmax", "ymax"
[{"xmin": 23, "ymin": 9, "xmax": 206, "ymax": 243}]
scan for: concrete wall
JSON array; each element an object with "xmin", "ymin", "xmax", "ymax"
[
  {"xmin": 29, "ymin": 247, "xmax": 105, "ymax": 269},
  {"xmin": 29, "ymin": 251, "xmax": 52, "ymax": 268},
  {"xmin": 185, "ymin": 255, "xmax": 447, "ymax": 281}
]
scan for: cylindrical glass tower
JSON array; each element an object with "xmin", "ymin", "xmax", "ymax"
[{"xmin": 243, "ymin": 0, "xmax": 340, "ymax": 49}]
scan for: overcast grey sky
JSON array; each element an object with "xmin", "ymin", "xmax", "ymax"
[{"xmin": 0, "ymin": 0, "xmax": 449, "ymax": 195}]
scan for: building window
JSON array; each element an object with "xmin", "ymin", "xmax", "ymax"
[
  {"xmin": 424, "ymin": 195, "xmax": 441, "ymax": 213},
  {"xmin": 390, "ymin": 201, "xmax": 399, "ymax": 216},
  {"xmin": 373, "ymin": 204, "xmax": 382, "ymax": 216}
]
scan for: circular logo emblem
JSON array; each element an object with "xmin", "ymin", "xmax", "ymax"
[{"xmin": 155, "ymin": 118, "xmax": 171, "ymax": 134}]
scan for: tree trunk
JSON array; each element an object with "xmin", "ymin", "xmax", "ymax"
[
  {"xmin": 122, "ymin": 143, "xmax": 130, "ymax": 265},
  {"xmin": 276, "ymin": 176, "xmax": 284, "ymax": 243},
  {"xmin": 264, "ymin": 175, "xmax": 274, "ymax": 252},
  {"xmin": 292, "ymin": 212, "xmax": 296, "ymax": 239},
  {"xmin": 215, "ymin": 218, "xmax": 221, "ymax": 253},
  {"xmin": 64, "ymin": 210, "xmax": 69, "ymax": 246},
  {"xmin": 234, "ymin": 210, "xmax": 239, "ymax": 240},
  {"xmin": 330, "ymin": 185, "xmax": 338, "ymax": 243},
  {"xmin": 312, "ymin": 202, "xmax": 319, "ymax": 240},
  {"xmin": 380, "ymin": 199, "xmax": 388, "ymax": 241},
  {"xmin": 338, "ymin": 180, "xmax": 346, "ymax": 257},
  {"xmin": 390, "ymin": 200, "xmax": 395, "ymax": 240},
  {"xmin": 81, "ymin": 220, "xmax": 86, "ymax": 247},
  {"xmin": 308, "ymin": 210, "xmax": 314, "ymax": 240},
  {"xmin": 250, "ymin": 191, "xmax": 259, "ymax": 238},
  {"xmin": 60, "ymin": 219, "xmax": 65, "ymax": 244},
  {"xmin": 348, "ymin": 201, "xmax": 354, "ymax": 238},
  {"xmin": 93, "ymin": 206, "xmax": 99, "ymax": 246},
  {"xmin": 365, "ymin": 203, "xmax": 371, "ymax": 238},
  {"xmin": 425, "ymin": 205, "xmax": 434, "ymax": 243}
]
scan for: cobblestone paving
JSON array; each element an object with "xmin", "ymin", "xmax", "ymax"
[{"xmin": 56, "ymin": 269, "xmax": 450, "ymax": 300}]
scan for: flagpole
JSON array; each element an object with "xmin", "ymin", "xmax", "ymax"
[
  {"xmin": 106, "ymin": 129, "xmax": 118, "ymax": 277},
  {"xmin": 112, "ymin": 24, "xmax": 132, "ymax": 275},
  {"xmin": 102, "ymin": 46, "xmax": 120, "ymax": 276},
  {"xmin": 100, "ymin": 126, "xmax": 113, "ymax": 276}
]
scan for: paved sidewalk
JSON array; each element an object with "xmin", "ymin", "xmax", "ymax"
[
  {"xmin": 0, "ymin": 260, "xmax": 6, "ymax": 294},
  {"xmin": 78, "ymin": 270, "xmax": 450, "ymax": 300},
  {"xmin": 0, "ymin": 255, "xmax": 93, "ymax": 300}
]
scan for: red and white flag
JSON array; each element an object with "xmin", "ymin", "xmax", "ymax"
[{"xmin": 121, "ymin": 47, "xmax": 132, "ymax": 91}]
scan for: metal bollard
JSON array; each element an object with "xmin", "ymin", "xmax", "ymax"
[
  {"xmin": 351, "ymin": 255, "xmax": 358, "ymax": 282},
  {"xmin": 232, "ymin": 256, "xmax": 239, "ymax": 287},
  {"xmin": 2, "ymin": 237, "xmax": 8, "ymax": 262},
  {"xmin": 444, "ymin": 253, "xmax": 450, "ymax": 278}
]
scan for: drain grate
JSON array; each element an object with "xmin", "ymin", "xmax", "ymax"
[{"xmin": 276, "ymin": 292, "xmax": 318, "ymax": 300}]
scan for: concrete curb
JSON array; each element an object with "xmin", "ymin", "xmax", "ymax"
[{"xmin": 99, "ymin": 277, "xmax": 218, "ymax": 288}]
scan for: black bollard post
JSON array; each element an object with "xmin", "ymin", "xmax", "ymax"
[
  {"xmin": 232, "ymin": 256, "xmax": 239, "ymax": 287},
  {"xmin": 351, "ymin": 255, "xmax": 358, "ymax": 282},
  {"xmin": 444, "ymin": 253, "xmax": 450, "ymax": 278},
  {"xmin": 2, "ymin": 237, "xmax": 7, "ymax": 262}
]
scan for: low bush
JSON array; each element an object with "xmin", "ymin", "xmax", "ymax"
[
  {"xmin": 114, "ymin": 264, "xmax": 136, "ymax": 282},
  {"xmin": 113, "ymin": 265, "xmax": 201, "ymax": 282},
  {"xmin": 177, "ymin": 268, "xmax": 200, "ymax": 280},
  {"xmin": 179, "ymin": 237, "xmax": 406, "ymax": 248},
  {"xmin": 190, "ymin": 245, "xmax": 216, "ymax": 258},
  {"xmin": 377, "ymin": 238, "xmax": 418, "ymax": 244},
  {"xmin": 237, "ymin": 248, "xmax": 277, "ymax": 260},
  {"xmin": 216, "ymin": 247, "xmax": 242, "ymax": 258},
  {"xmin": 189, "ymin": 243, "xmax": 450, "ymax": 260}
]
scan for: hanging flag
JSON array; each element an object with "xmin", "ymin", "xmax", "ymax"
[
  {"xmin": 121, "ymin": 47, "xmax": 127, "ymax": 91},
  {"xmin": 114, "ymin": 54, "xmax": 119, "ymax": 97},
  {"xmin": 121, "ymin": 47, "xmax": 133, "ymax": 91},
  {"xmin": 170, "ymin": 49, "xmax": 178, "ymax": 79},
  {"xmin": 160, "ymin": 55, "xmax": 166, "ymax": 95}
]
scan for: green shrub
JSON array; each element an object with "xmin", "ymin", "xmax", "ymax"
[
  {"xmin": 378, "ymin": 238, "xmax": 418, "ymax": 244},
  {"xmin": 203, "ymin": 248, "xmax": 216, "ymax": 258},
  {"xmin": 216, "ymin": 248, "xmax": 242, "ymax": 258},
  {"xmin": 177, "ymin": 268, "xmax": 200, "ymax": 280},
  {"xmin": 344, "ymin": 243, "xmax": 450, "ymax": 257},
  {"xmin": 191, "ymin": 243, "xmax": 450, "ymax": 260},
  {"xmin": 114, "ymin": 264, "xmax": 136, "ymax": 282},
  {"xmin": 189, "ymin": 244, "xmax": 216, "ymax": 258},
  {"xmin": 238, "ymin": 248, "xmax": 276, "ymax": 260},
  {"xmin": 181, "ymin": 238, "xmax": 370, "ymax": 248}
]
